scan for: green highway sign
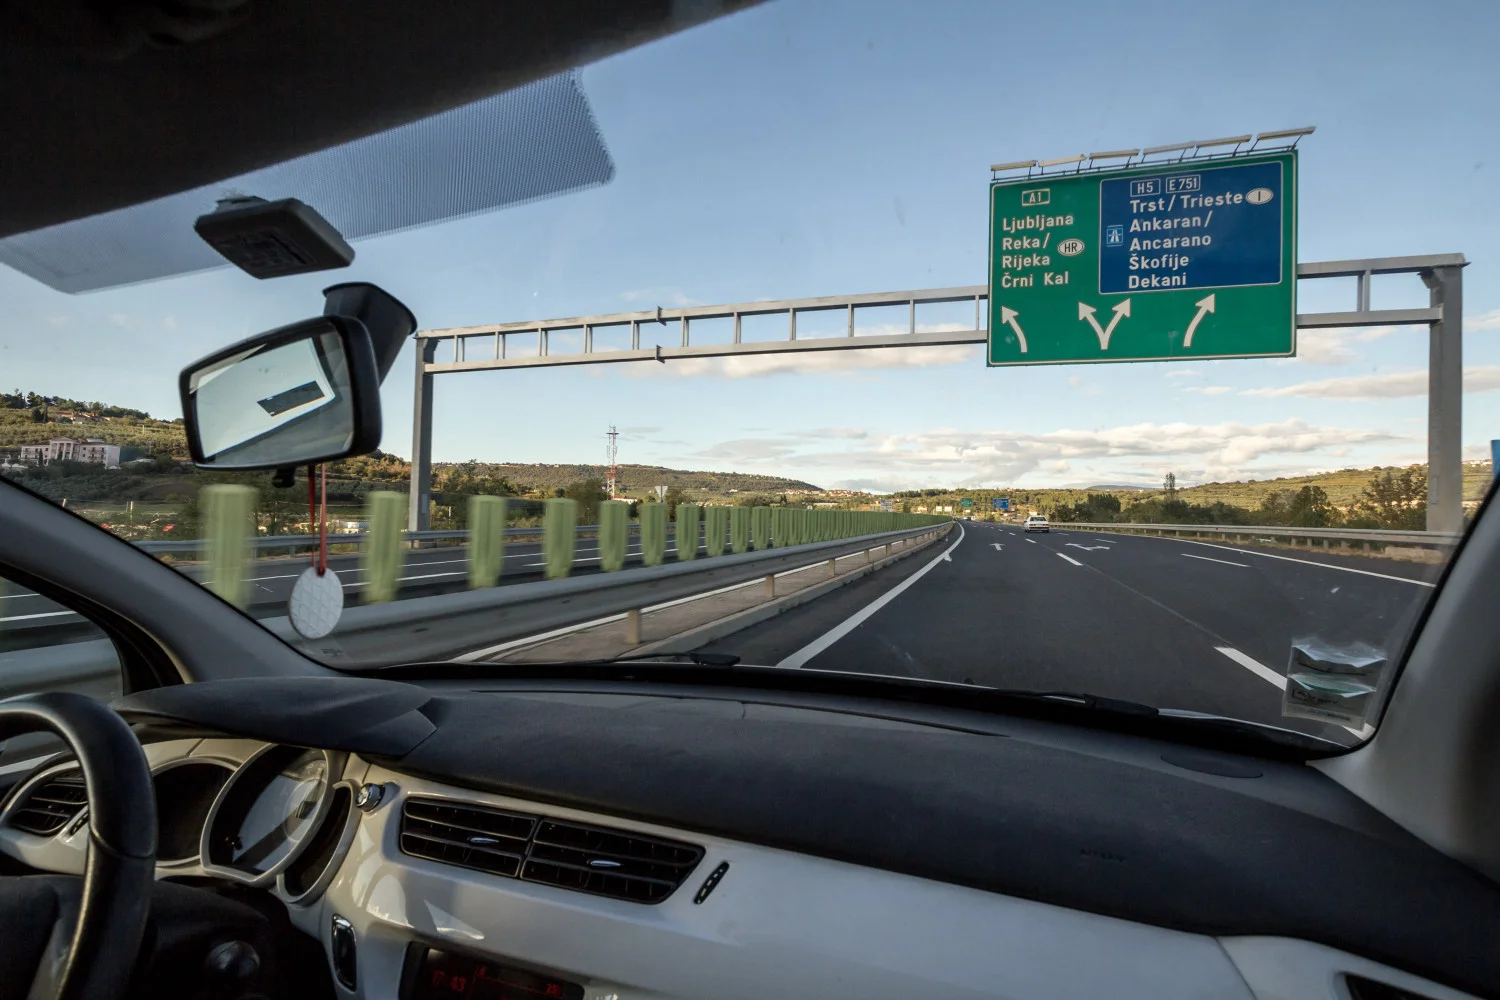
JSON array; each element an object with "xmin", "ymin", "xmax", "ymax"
[
  {"xmin": 960, "ymin": 497, "xmax": 973, "ymax": 507},
  {"xmin": 988, "ymin": 150, "xmax": 1296, "ymax": 366}
]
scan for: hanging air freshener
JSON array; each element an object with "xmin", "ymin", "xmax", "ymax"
[{"xmin": 289, "ymin": 463, "xmax": 344, "ymax": 639}]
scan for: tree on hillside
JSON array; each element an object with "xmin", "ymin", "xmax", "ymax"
[
  {"xmin": 1258, "ymin": 486, "xmax": 1337, "ymax": 527},
  {"xmin": 1163, "ymin": 472, "xmax": 1177, "ymax": 498},
  {"xmin": 1353, "ymin": 468, "xmax": 1427, "ymax": 530},
  {"xmin": 563, "ymin": 477, "xmax": 609, "ymax": 523}
]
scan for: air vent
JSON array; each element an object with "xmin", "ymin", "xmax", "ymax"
[
  {"xmin": 401, "ymin": 798, "xmax": 704, "ymax": 904},
  {"xmin": 8, "ymin": 770, "xmax": 87, "ymax": 837}
]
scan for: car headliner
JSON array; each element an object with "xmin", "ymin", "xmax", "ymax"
[{"xmin": 0, "ymin": 0, "xmax": 761, "ymax": 239}]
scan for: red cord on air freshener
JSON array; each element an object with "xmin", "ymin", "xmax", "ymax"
[{"xmin": 306, "ymin": 463, "xmax": 329, "ymax": 576}]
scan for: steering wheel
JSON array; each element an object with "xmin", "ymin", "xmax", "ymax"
[{"xmin": 0, "ymin": 692, "xmax": 156, "ymax": 1000}]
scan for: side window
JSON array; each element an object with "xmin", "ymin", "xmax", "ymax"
[{"xmin": 0, "ymin": 571, "xmax": 124, "ymax": 706}]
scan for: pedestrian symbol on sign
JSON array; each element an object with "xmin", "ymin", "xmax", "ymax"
[{"xmin": 1105, "ymin": 224, "xmax": 1124, "ymax": 248}]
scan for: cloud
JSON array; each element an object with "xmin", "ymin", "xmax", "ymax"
[
  {"xmin": 1183, "ymin": 385, "xmax": 1234, "ymax": 395},
  {"xmin": 1066, "ymin": 375, "xmax": 1101, "ymax": 396},
  {"xmin": 1242, "ymin": 365, "xmax": 1500, "ymax": 400},
  {"xmin": 621, "ymin": 426, "xmax": 661, "ymax": 436},
  {"xmin": 622, "ymin": 343, "xmax": 980, "ymax": 379},
  {"xmin": 1164, "ymin": 368, "xmax": 1202, "ymax": 379},
  {"xmin": 687, "ymin": 418, "xmax": 1399, "ymax": 490},
  {"xmin": 1467, "ymin": 308, "xmax": 1500, "ymax": 331},
  {"xmin": 1292, "ymin": 328, "xmax": 1359, "ymax": 365},
  {"xmin": 619, "ymin": 288, "xmax": 699, "ymax": 307},
  {"xmin": 43, "ymin": 315, "xmax": 68, "ymax": 328}
]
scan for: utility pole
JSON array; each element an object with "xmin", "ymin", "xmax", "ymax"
[{"xmin": 605, "ymin": 425, "xmax": 619, "ymax": 498}]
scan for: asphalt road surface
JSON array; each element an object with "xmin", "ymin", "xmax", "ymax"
[{"xmin": 697, "ymin": 521, "xmax": 1444, "ymax": 745}]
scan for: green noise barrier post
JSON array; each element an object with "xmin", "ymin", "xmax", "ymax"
[
  {"xmin": 203, "ymin": 484, "xmax": 256, "ymax": 609},
  {"xmin": 363, "ymin": 490, "xmax": 407, "ymax": 603},
  {"xmin": 730, "ymin": 507, "xmax": 750, "ymax": 554},
  {"xmin": 543, "ymin": 497, "xmax": 578, "ymax": 579},
  {"xmin": 751, "ymin": 506, "xmax": 771, "ymax": 550},
  {"xmin": 467, "ymin": 495, "xmax": 508, "ymax": 589},
  {"xmin": 641, "ymin": 502, "xmax": 667, "ymax": 566},
  {"xmin": 705, "ymin": 506, "xmax": 729, "ymax": 558},
  {"xmin": 599, "ymin": 500, "xmax": 629, "ymax": 572},
  {"xmin": 675, "ymin": 503, "xmax": 701, "ymax": 561}
]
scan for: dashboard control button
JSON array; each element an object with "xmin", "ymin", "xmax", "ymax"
[{"xmin": 355, "ymin": 783, "xmax": 385, "ymax": 811}]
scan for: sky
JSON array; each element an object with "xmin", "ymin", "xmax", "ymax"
[{"xmin": 3, "ymin": 0, "xmax": 1499, "ymax": 492}]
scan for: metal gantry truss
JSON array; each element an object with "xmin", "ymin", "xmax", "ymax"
[{"xmin": 409, "ymin": 253, "xmax": 1466, "ymax": 533}]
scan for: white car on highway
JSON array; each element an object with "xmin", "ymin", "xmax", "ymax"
[{"xmin": 1023, "ymin": 514, "xmax": 1050, "ymax": 533}]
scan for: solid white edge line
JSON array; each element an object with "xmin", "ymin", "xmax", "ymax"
[
  {"xmin": 1056, "ymin": 552, "xmax": 1082, "ymax": 566},
  {"xmin": 1215, "ymin": 646, "xmax": 1286, "ymax": 689},
  {"xmin": 455, "ymin": 542, "xmax": 908, "ymax": 661},
  {"xmin": 1182, "ymin": 553, "xmax": 1250, "ymax": 568},
  {"xmin": 776, "ymin": 525, "xmax": 966, "ymax": 669},
  {"xmin": 0, "ymin": 610, "xmax": 77, "ymax": 624},
  {"xmin": 1091, "ymin": 532, "xmax": 1436, "ymax": 587}
]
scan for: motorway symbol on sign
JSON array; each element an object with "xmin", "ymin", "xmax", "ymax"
[{"xmin": 988, "ymin": 150, "xmax": 1296, "ymax": 366}]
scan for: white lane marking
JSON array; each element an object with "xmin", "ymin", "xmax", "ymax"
[
  {"xmin": 1182, "ymin": 539, "xmax": 1434, "ymax": 586},
  {"xmin": 1056, "ymin": 552, "xmax": 1083, "ymax": 566},
  {"xmin": 991, "ymin": 542, "xmax": 1004, "ymax": 550},
  {"xmin": 1065, "ymin": 543, "xmax": 1110, "ymax": 552},
  {"xmin": 1094, "ymin": 538, "xmax": 1116, "ymax": 544},
  {"xmin": 1025, "ymin": 538, "xmax": 1037, "ymax": 544},
  {"xmin": 0, "ymin": 610, "xmax": 77, "ymax": 623},
  {"xmin": 1216, "ymin": 646, "xmax": 1286, "ymax": 689},
  {"xmin": 777, "ymin": 524, "xmax": 967, "ymax": 669},
  {"xmin": 1183, "ymin": 553, "xmax": 1250, "ymax": 568},
  {"xmin": 1214, "ymin": 646, "xmax": 1372, "ymax": 738},
  {"xmin": 1092, "ymin": 533, "xmax": 1435, "ymax": 587}
]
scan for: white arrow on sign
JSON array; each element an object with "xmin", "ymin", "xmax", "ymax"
[
  {"xmin": 1182, "ymin": 293, "xmax": 1216, "ymax": 347},
  {"xmin": 999, "ymin": 306, "xmax": 1028, "ymax": 353},
  {"xmin": 1065, "ymin": 543, "xmax": 1111, "ymax": 552},
  {"xmin": 1078, "ymin": 298, "xmax": 1131, "ymax": 350}
]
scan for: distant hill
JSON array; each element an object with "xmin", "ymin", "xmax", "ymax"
[
  {"xmin": 0, "ymin": 406, "xmax": 188, "ymax": 459},
  {"xmin": 454, "ymin": 462, "xmax": 822, "ymax": 497},
  {"xmin": 889, "ymin": 462, "xmax": 1493, "ymax": 515}
]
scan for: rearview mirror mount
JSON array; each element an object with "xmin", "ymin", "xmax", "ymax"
[{"xmin": 178, "ymin": 316, "xmax": 382, "ymax": 471}]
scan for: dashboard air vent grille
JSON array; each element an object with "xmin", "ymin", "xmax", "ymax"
[
  {"xmin": 8, "ymin": 771, "xmax": 87, "ymax": 836},
  {"xmin": 400, "ymin": 799, "xmax": 537, "ymax": 879},
  {"xmin": 400, "ymin": 798, "xmax": 704, "ymax": 903},
  {"xmin": 523, "ymin": 819, "xmax": 705, "ymax": 903}
]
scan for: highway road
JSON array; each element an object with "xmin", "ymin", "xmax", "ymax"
[{"xmin": 697, "ymin": 521, "xmax": 1445, "ymax": 745}]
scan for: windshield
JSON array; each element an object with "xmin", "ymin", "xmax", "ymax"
[{"xmin": 4, "ymin": 1, "xmax": 1497, "ymax": 752}]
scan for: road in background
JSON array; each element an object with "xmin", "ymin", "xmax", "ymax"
[
  {"xmin": 698, "ymin": 521, "xmax": 1441, "ymax": 744},
  {"xmin": 0, "ymin": 535, "xmax": 692, "ymax": 639}
]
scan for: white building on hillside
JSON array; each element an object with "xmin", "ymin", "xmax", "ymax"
[{"xmin": 20, "ymin": 437, "xmax": 121, "ymax": 469}]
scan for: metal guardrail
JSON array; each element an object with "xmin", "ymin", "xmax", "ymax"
[
  {"xmin": 1063, "ymin": 522, "xmax": 1463, "ymax": 549},
  {"xmin": 267, "ymin": 523, "xmax": 951, "ymax": 664},
  {"xmin": 133, "ymin": 524, "xmax": 636, "ymax": 555}
]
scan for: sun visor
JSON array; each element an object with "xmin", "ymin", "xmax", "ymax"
[{"xmin": 0, "ymin": 73, "xmax": 613, "ymax": 294}]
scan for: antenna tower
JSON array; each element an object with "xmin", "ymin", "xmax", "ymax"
[{"xmin": 605, "ymin": 425, "xmax": 619, "ymax": 497}]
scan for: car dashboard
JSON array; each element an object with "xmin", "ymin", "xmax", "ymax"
[{"xmin": 0, "ymin": 675, "xmax": 1495, "ymax": 1000}]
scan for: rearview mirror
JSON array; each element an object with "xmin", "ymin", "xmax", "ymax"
[{"xmin": 179, "ymin": 316, "xmax": 382, "ymax": 470}]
